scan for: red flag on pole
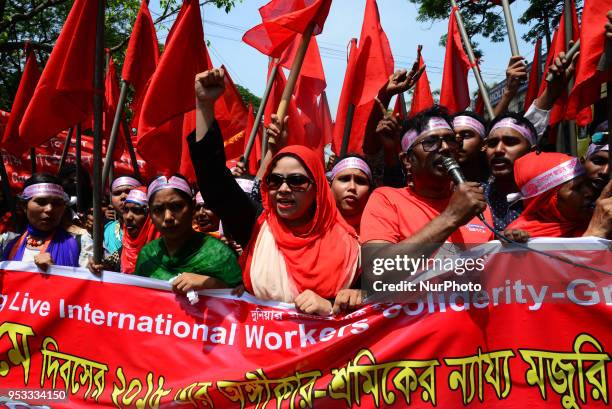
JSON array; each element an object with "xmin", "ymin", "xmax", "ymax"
[
  {"xmin": 242, "ymin": 0, "xmax": 332, "ymax": 58},
  {"xmin": 19, "ymin": 0, "xmax": 98, "ymax": 147},
  {"xmin": 440, "ymin": 6, "xmax": 471, "ymax": 114},
  {"xmin": 317, "ymin": 92, "xmax": 333, "ymax": 150},
  {"xmin": 216, "ymin": 66, "xmax": 249, "ymax": 161},
  {"xmin": 349, "ymin": 0, "xmax": 394, "ymax": 107},
  {"xmin": 409, "ymin": 52, "xmax": 434, "ymax": 117},
  {"xmin": 103, "ymin": 57, "xmax": 126, "ymax": 161},
  {"xmin": 2, "ymin": 46, "xmax": 41, "ymax": 155},
  {"xmin": 264, "ymin": 62, "xmax": 307, "ymax": 146},
  {"xmin": 536, "ymin": 0, "xmax": 591, "ymax": 126},
  {"xmin": 136, "ymin": 0, "xmax": 208, "ymax": 174},
  {"xmin": 122, "ymin": 0, "xmax": 160, "ymax": 132},
  {"xmin": 331, "ymin": 38, "xmax": 358, "ymax": 155},
  {"xmin": 279, "ymin": 35, "xmax": 326, "ymax": 111},
  {"xmin": 567, "ymin": 0, "xmax": 612, "ymax": 125},
  {"xmin": 243, "ymin": 104, "xmax": 262, "ymax": 175},
  {"xmin": 524, "ymin": 38, "xmax": 542, "ymax": 111}
]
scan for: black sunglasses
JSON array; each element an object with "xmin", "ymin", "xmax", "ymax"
[{"xmin": 266, "ymin": 173, "xmax": 313, "ymax": 191}]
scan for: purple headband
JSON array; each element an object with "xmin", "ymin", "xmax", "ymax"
[
  {"xmin": 327, "ymin": 157, "xmax": 373, "ymax": 183},
  {"xmin": 125, "ymin": 189, "xmax": 148, "ymax": 206},
  {"xmin": 195, "ymin": 192, "xmax": 205, "ymax": 205},
  {"xmin": 453, "ymin": 115, "xmax": 485, "ymax": 138},
  {"xmin": 490, "ymin": 118, "xmax": 536, "ymax": 146},
  {"xmin": 111, "ymin": 176, "xmax": 141, "ymax": 192},
  {"xmin": 401, "ymin": 117, "xmax": 453, "ymax": 151},
  {"xmin": 585, "ymin": 143, "xmax": 609, "ymax": 159},
  {"xmin": 21, "ymin": 183, "xmax": 69, "ymax": 203},
  {"xmin": 147, "ymin": 176, "xmax": 193, "ymax": 201}
]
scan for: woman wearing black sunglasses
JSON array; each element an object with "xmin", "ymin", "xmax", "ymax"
[{"xmin": 189, "ymin": 69, "xmax": 360, "ymax": 316}]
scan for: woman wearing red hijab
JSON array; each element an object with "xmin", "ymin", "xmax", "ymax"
[
  {"xmin": 120, "ymin": 187, "xmax": 158, "ymax": 273},
  {"xmin": 504, "ymin": 151, "xmax": 610, "ymax": 239},
  {"xmin": 189, "ymin": 69, "xmax": 360, "ymax": 316}
]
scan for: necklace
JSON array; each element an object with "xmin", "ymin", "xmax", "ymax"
[{"xmin": 26, "ymin": 235, "xmax": 45, "ymax": 247}]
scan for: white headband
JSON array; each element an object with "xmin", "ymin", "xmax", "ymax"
[
  {"xmin": 147, "ymin": 176, "xmax": 192, "ymax": 201},
  {"xmin": 125, "ymin": 189, "xmax": 147, "ymax": 206},
  {"xmin": 490, "ymin": 117, "xmax": 536, "ymax": 146},
  {"xmin": 453, "ymin": 115, "xmax": 485, "ymax": 138},
  {"xmin": 21, "ymin": 183, "xmax": 69, "ymax": 203},
  {"xmin": 585, "ymin": 143, "xmax": 609, "ymax": 159},
  {"xmin": 111, "ymin": 176, "xmax": 141, "ymax": 192},
  {"xmin": 235, "ymin": 178, "xmax": 255, "ymax": 194},
  {"xmin": 326, "ymin": 157, "xmax": 373, "ymax": 183},
  {"xmin": 401, "ymin": 117, "xmax": 453, "ymax": 151},
  {"xmin": 507, "ymin": 158, "xmax": 585, "ymax": 203}
]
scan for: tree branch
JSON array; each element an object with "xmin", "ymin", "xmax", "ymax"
[
  {"xmin": 0, "ymin": 41, "xmax": 53, "ymax": 53},
  {"xmin": 0, "ymin": 0, "xmax": 69, "ymax": 31}
]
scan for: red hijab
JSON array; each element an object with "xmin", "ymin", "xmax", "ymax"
[
  {"xmin": 241, "ymin": 146, "xmax": 360, "ymax": 298},
  {"xmin": 508, "ymin": 152, "xmax": 588, "ymax": 238},
  {"xmin": 120, "ymin": 187, "xmax": 159, "ymax": 273}
]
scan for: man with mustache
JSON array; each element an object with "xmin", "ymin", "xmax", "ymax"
[
  {"xmin": 482, "ymin": 47, "xmax": 579, "ymax": 232},
  {"xmin": 361, "ymin": 106, "xmax": 493, "ymax": 263}
]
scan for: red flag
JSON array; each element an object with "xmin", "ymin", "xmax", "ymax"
[
  {"xmin": 103, "ymin": 57, "xmax": 126, "ymax": 161},
  {"xmin": 331, "ymin": 38, "xmax": 360, "ymax": 155},
  {"xmin": 216, "ymin": 66, "xmax": 249, "ymax": 161},
  {"xmin": 350, "ymin": 0, "xmax": 394, "ymax": 107},
  {"xmin": 264, "ymin": 62, "xmax": 307, "ymax": 147},
  {"xmin": 524, "ymin": 38, "xmax": 542, "ymax": 111},
  {"xmin": 279, "ymin": 35, "xmax": 326, "ymax": 112},
  {"xmin": 536, "ymin": 0, "xmax": 591, "ymax": 126},
  {"xmin": 440, "ymin": 6, "xmax": 471, "ymax": 114},
  {"xmin": 243, "ymin": 104, "xmax": 262, "ymax": 175},
  {"xmin": 19, "ymin": 0, "xmax": 98, "ymax": 147},
  {"xmin": 409, "ymin": 50, "xmax": 434, "ymax": 117},
  {"xmin": 122, "ymin": 0, "xmax": 160, "ymax": 133},
  {"xmin": 136, "ymin": 0, "xmax": 208, "ymax": 174},
  {"xmin": 242, "ymin": 0, "xmax": 332, "ymax": 58},
  {"xmin": 567, "ymin": 0, "xmax": 612, "ymax": 125},
  {"xmin": 317, "ymin": 92, "xmax": 333, "ymax": 151},
  {"xmin": 2, "ymin": 47, "xmax": 41, "ymax": 155}
]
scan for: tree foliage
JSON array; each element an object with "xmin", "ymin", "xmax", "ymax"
[
  {"xmin": 0, "ymin": 0, "xmax": 243, "ymax": 109},
  {"xmin": 408, "ymin": 0, "xmax": 582, "ymax": 57},
  {"xmin": 236, "ymin": 84, "xmax": 261, "ymax": 112}
]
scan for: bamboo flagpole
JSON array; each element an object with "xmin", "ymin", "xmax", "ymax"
[
  {"xmin": 450, "ymin": 0, "xmax": 494, "ymax": 118},
  {"xmin": 92, "ymin": 0, "xmax": 105, "ymax": 263},
  {"xmin": 101, "ymin": 80, "xmax": 129, "ymax": 188},
  {"xmin": 500, "ymin": 0, "xmax": 520, "ymax": 57},
  {"xmin": 269, "ymin": 24, "xmax": 315, "ymax": 146},
  {"xmin": 244, "ymin": 59, "xmax": 279, "ymax": 168}
]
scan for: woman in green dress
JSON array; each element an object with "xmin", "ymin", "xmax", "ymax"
[{"xmin": 134, "ymin": 175, "xmax": 242, "ymax": 293}]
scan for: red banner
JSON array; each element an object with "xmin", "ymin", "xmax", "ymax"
[
  {"xmin": 1, "ymin": 133, "xmax": 152, "ymax": 192},
  {"xmin": 0, "ymin": 238, "xmax": 610, "ymax": 408}
]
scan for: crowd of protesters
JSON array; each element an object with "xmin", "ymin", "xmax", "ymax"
[{"xmin": 0, "ymin": 11, "xmax": 610, "ymax": 318}]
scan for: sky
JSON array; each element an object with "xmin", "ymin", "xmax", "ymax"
[{"xmin": 149, "ymin": 0, "xmax": 541, "ymax": 117}]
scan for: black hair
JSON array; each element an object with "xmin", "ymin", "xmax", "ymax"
[
  {"xmin": 57, "ymin": 164, "xmax": 92, "ymax": 209},
  {"xmin": 24, "ymin": 173, "xmax": 62, "ymax": 188},
  {"xmin": 453, "ymin": 110, "xmax": 487, "ymax": 127},
  {"xmin": 487, "ymin": 111, "xmax": 538, "ymax": 145},
  {"xmin": 405, "ymin": 105, "xmax": 453, "ymax": 137}
]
